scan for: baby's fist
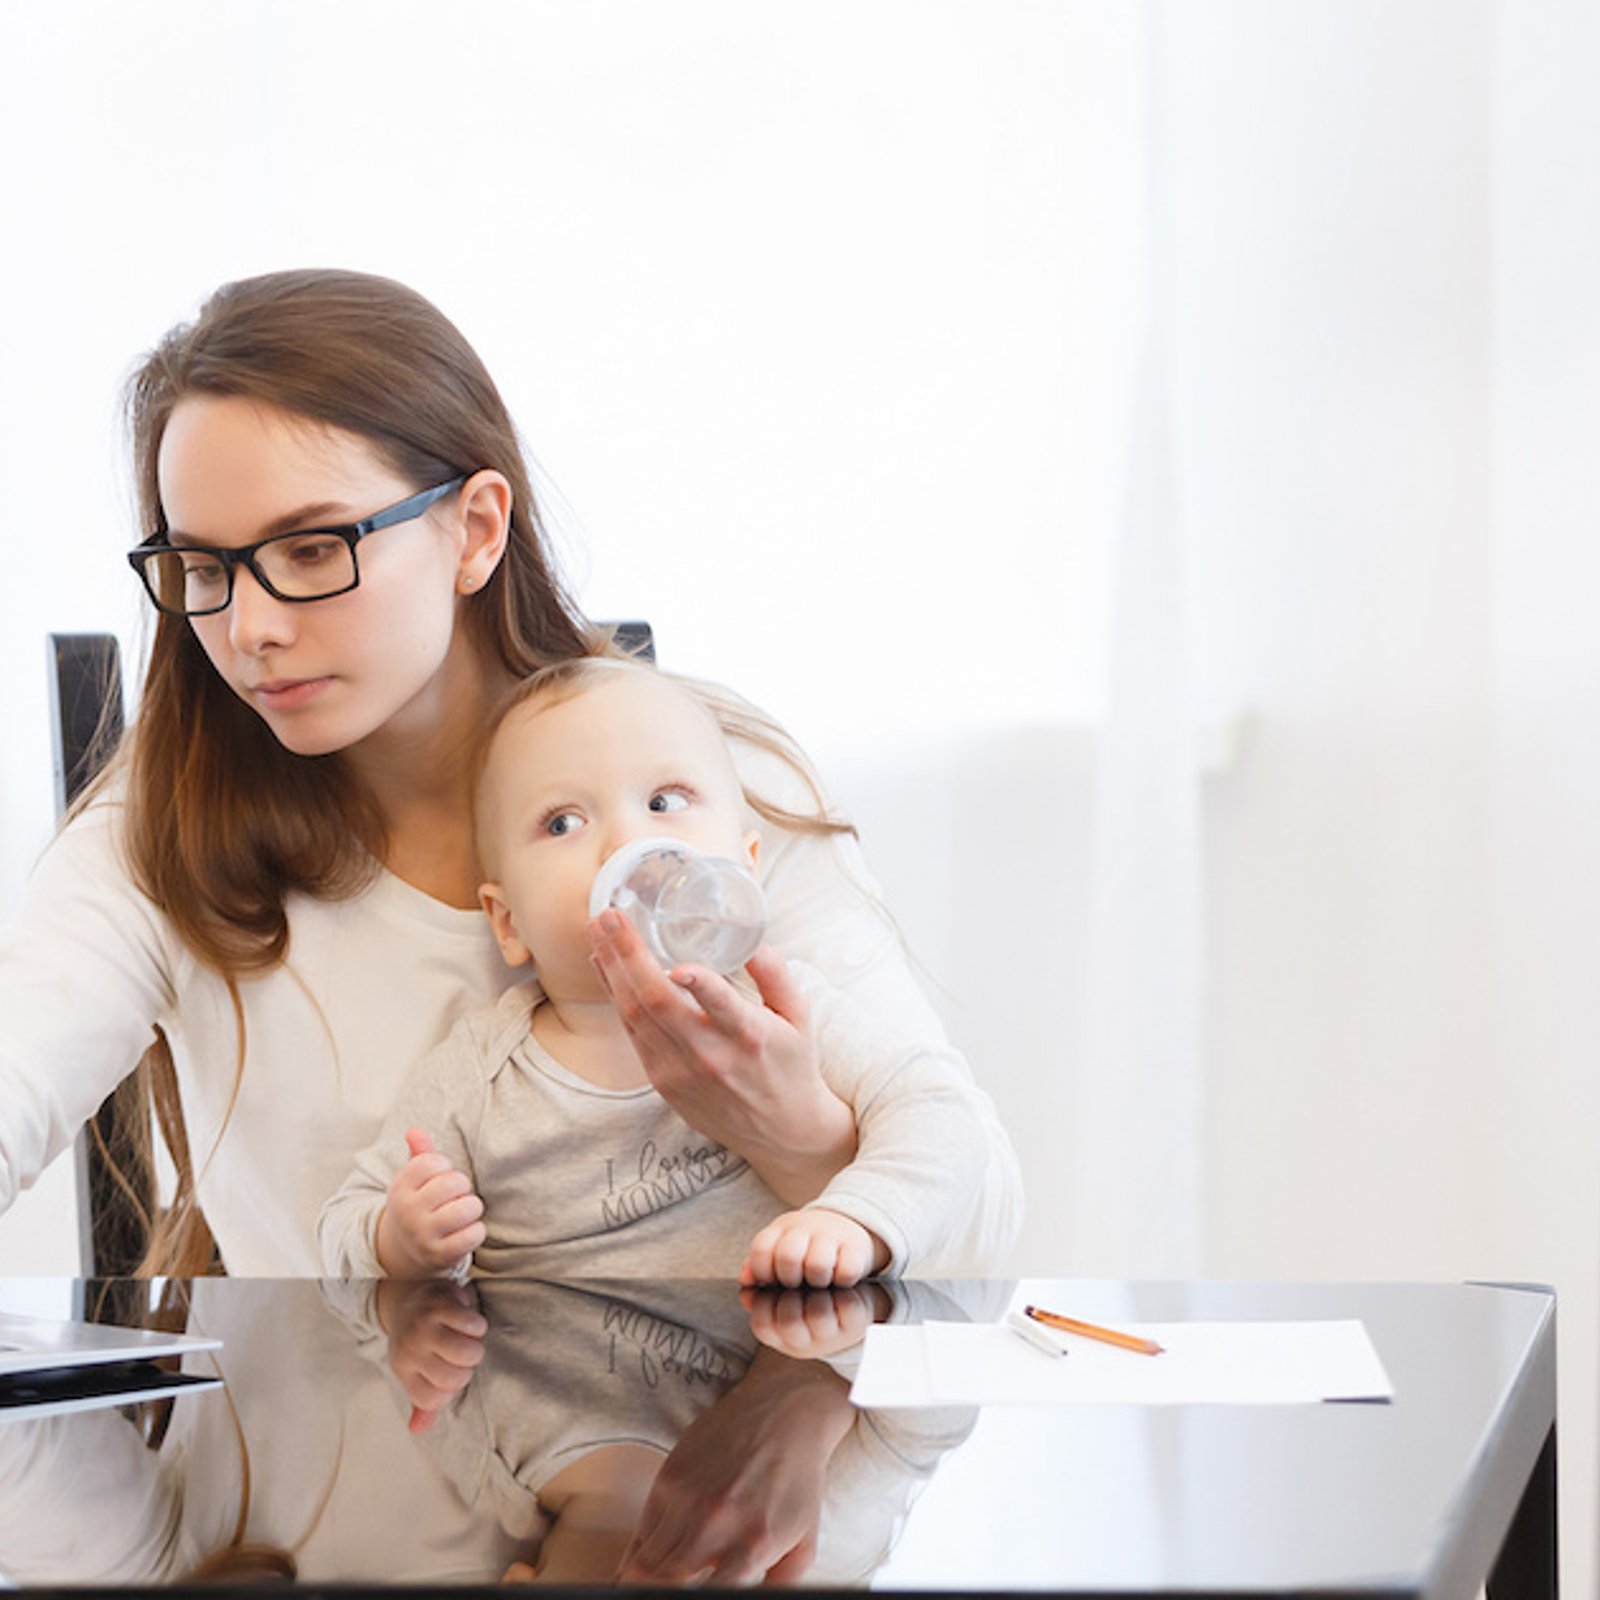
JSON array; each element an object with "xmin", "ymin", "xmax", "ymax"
[{"xmin": 740, "ymin": 1207, "xmax": 887, "ymax": 1289}]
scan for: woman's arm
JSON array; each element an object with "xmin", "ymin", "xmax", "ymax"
[
  {"xmin": 0, "ymin": 801, "xmax": 176, "ymax": 1216},
  {"xmin": 797, "ymin": 964, "xmax": 1020, "ymax": 1274},
  {"xmin": 739, "ymin": 810, "xmax": 1023, "ymax": 1269},
  {"xmin": 592, "ymin": 779, "xmax": 1023, "ymax": 1266},
  {"xmin": 615, "ymin": 1344, "xmax": 857, "ymax": 1585}
]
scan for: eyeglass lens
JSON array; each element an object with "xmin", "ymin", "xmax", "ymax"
[{"xmin": 144, "ymin": 532, "xmax": 358, "ymax": 614}]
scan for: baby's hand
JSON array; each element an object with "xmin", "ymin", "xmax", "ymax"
[
  {"xmin": 739, "ymin": 1207, "xmax": 887, "ymax": 1289},
  {"xmin": 376, "ymin": 1128, "xmax": 487, "ymax": 1277},
  {"xmin": 376, "ymin": 1279, "xmax": 487, "ymax": 1433},
  {"xmin": 739, "ymin": 1282, "xmax": 893, "ymax": 1360}
]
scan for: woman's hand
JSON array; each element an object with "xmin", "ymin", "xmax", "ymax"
[
  {"xmin": 374, "ymin": 1278, "xmax": 487, "ymax": 1433},
  {"xmin": 588, "ymin": 912, "xmax": 857, "ymax": 1205},
  {"xmin": 614, "ymin": 1347, "xmax": 856, "ymax": 1585},
  {"xmin": 376, "ymin": 1128, "xmax": 486, "ymax": 1277}
]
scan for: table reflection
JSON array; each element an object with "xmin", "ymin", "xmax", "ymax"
[{"xmin": 0, "ymin": 1277, "xmax": 992, "ymax": 1588}]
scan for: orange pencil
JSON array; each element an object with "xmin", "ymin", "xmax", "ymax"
[{"xmin": 1024, "ymin": 1304, "xmax": 1165, "ymax": 1356}]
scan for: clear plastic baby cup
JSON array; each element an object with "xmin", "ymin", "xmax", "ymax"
[{"xmin": 588, "ymin": 836, "xmax": 766, "ymax": 975}]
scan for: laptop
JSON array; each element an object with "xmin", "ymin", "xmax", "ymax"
[
  {"xmin": 0, "ymin": 1311, "xmax": 223, "ymax": 1422},
  {"xmin": 0, "ymin": 1310, "xmax": 220, "ymax": 1376}
]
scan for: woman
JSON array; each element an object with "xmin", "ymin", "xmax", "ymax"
[{"xmin": 0, "ymin": 268, "xmax": 1020, "ymax": 1275}]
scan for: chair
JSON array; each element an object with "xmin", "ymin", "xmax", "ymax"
[
  {"xmin": 609, "ymin": 620, "xmax": 655, "ymax": 662},
  {"xmin": 48, "ymin": 621, "xmax": 656, "ymax": 1277},
  {"xmin": 48, "ymin": 633, "xmax": 152, "ymax": 1280},
  {"xmin": 48, "ymin": 633, "xmax": 125, "ymax": 814}
]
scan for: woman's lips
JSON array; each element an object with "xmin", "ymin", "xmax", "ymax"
[{"xmin": 252, "ymin": 676, "xmax": 331, "ymax": 711}]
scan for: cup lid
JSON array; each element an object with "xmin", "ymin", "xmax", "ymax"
[{"xmin": 587, "ymin": 836, "xmax": 694, "ymax": 921}]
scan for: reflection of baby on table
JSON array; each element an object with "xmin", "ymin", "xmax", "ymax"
[{"xmin": 385, "ymin": 1275, "xmax": 985, "ymax": 1586}]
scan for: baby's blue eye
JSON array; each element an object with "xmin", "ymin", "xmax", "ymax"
[
  {"xmin": 649, "ymin": 790, "xmax": 689, "ymax": 814},
  {"xmin": 547, "ymin": 811, "xmax": 585, "ymax": 837}
]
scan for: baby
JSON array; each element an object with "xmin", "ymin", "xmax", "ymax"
[{"xmin": 319, "ymin": 657, "xmax": 998, "ymax": 1284}]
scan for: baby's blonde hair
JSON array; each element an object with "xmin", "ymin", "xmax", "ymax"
[{"xmin": 474, "ymin": 654, "xmax": 857, "ymax": 869}]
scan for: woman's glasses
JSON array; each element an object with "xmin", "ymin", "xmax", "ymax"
[{"xmin": 127, "ymin": 476, "xmax": 467, "ymax": 618}]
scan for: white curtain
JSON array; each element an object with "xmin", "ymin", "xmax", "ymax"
[
  {"xmin": 1072, "ymin": 5, "xmax": 1206, "ymax": 1275},
  {"xmin": 1077, "ymin": 331, "xmax": 1206, "ymax": 1278}
]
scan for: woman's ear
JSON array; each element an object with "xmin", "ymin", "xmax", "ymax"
[
  {"xmin": 479, "ymin": 881, "xmax": 533, "ymax": 967},
  {"xmin": 454, "ymin": 470, "xmax": 513, "ymax": 594}
]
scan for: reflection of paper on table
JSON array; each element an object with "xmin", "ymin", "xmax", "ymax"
[{"xmin": 850, "ymin": 1319, "xmax": 1393, "ymax": 1407}]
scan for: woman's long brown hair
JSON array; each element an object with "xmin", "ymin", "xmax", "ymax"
[{"xmin": 104, "ymin": 270, "xmax": 600, "ymax": 1274}]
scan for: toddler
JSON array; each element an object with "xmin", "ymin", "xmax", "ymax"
[{"xmin": 319, "ymin": 657, "xmax": 1003, "ymax": 1283}]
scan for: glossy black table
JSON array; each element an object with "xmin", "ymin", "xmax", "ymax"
[{"xmin": 0, "ymin": 1277, "xmax": 1555, "ymax": 1596}]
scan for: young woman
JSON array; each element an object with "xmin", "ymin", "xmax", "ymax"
[{"xmin": 0, "ymin": 268, "xmax": 1021, "ymax": 1276}]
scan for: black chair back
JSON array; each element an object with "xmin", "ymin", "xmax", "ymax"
[{"xmin": 47, "ymin": 634, "xmax": 152, "ymax": 1279}]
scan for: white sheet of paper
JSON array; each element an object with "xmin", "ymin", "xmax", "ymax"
[{"xmin": 850, "ymin": 1318, "xmax": 1393, "ymax": 1407}]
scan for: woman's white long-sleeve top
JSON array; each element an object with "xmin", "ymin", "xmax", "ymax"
[{"xmin": 0, "ymin": 763, "xmax": 1022, "ymax": 1274}]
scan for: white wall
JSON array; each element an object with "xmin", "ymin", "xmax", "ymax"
[{"xmin": 1, "ymin": 0, "xmax": 1133, "ymax": 918}]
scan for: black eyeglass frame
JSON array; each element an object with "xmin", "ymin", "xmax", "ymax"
[{"xmin": 126, "ymin": 475, "xmax": 469, "ymax": 617}]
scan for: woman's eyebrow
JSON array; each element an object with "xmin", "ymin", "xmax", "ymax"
[{"xmin": 165, "ymin": 500, "xmax": 357, "ymax": 546}]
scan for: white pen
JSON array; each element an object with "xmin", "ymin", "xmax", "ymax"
[{"xmin": 1007, "ymin": 1309, "xmax": 1069, "ymax": 1357}]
